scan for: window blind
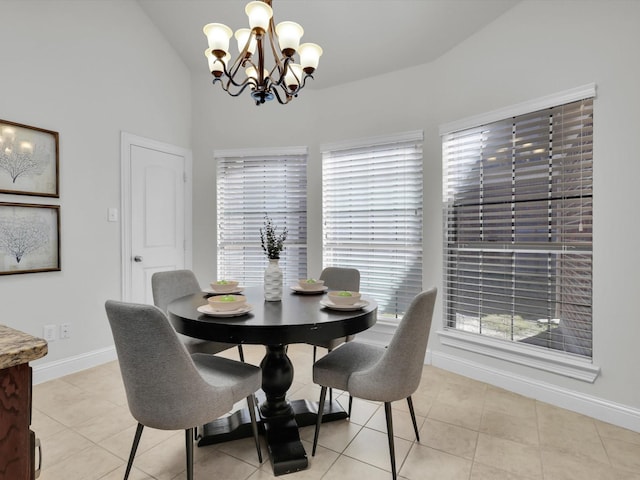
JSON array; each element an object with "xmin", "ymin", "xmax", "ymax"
[
  {"xmin": 216, "ymin": 148, "xmax": 307, "ymax": 286},
  {"xmin": 322, "ymin": 131, "xmax": 423, "ymax": 320},
  {"xmin": 443, "ymin": 98, "xmax": 593, "ymax": 357}
]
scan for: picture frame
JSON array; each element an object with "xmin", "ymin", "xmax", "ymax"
[
  {"xmin": 0, "ymin": 119, "xmax": 59, "ymax": 197},
  {"xmin": 0, "ymin": 202, "xmax": 60, "ymax": 275}
]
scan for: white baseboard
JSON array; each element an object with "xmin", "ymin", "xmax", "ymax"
[
  {"xmin": 429, "ymin": 350, "xmax": 640, "ymax": 433},
  {"xmin": 32, "ymin": 346, "xmax": 118, "ymax": 385}
]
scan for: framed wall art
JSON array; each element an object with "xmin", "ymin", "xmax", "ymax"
[
  {"xmin": 0, "ymin": 119, "xmax": 59, "ymax": 197},
  {"xmin": 0, "ymin": 202, "xmax": 60, "ymax": 275}
]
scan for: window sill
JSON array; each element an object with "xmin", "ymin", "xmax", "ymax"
[{"xmin": 437, "ymin": 329, "xmax": 600, "ymax": 383}]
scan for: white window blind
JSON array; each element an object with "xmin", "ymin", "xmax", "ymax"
[
  {"xmin": 322, "ymin": 131, "xmax": 423, "ymax": 320},
  {"xmin": 443, "ymin": 97, "xmax": 593, "ymax": 358},
  {"xmin": 216, "ymin": 148, "xmax": 307, "ymax": 286}
]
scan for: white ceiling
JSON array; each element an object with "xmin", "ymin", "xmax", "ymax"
[{"xmin": 137, "ymin": 0, "xmax": 520, "ymax": 89}]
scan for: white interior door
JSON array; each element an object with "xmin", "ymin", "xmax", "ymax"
[{"xmin": 121, "ymin": 132, "xmax": 192, "ymax": 304}]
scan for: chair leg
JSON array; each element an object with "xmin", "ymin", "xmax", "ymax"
[
  {"xmin": 247, "ymin": 394, "xmax": 263, "ymax": 463},
  {"xmin": 124, "ymin": 423, "xmax": 144, "ymax": 480},
  {"xmin": 407, "ymin": 396, "xmax": 420, "ymax": 441},
  {"xmin": 313, "ymin": 346, "xmax": 317, "ymax": 363},
  {"xmin": 237, "ymin": 345, "xmax": 245, "ymax": 362},
  {"xmin": 312, "ymin": 386, "xmax": 327, "ymax": 456},
  {"xmin": 185, "ymin": 428, "xmax": 194, "ymax": 480},
  {"xmin": 384, "ymin": 402, "xmax": 397, "ymax": 480},
  {"xmin": 348, "ymin": 395, "xmax": 353, "ymax": 418}
]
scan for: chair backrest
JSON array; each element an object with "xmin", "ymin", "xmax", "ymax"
[
  {"xmin": 105, "ymin": 300, "xmax": 232, "ymax": 430},
  {"xmin": 319, "ymin": 267, "xmax": 360, "ymax": 292},
  {"xmin": 152, "ymin": 269, "xmax": 201, "ymax": 313},
  {"xmin": 348, "ymin": 288, "xmax": 437, "ymax": 402}
]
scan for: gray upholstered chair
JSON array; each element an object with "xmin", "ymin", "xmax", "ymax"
[
  {"xmin": 105, "ymin": 300, "xmax": 262, "ymax": 480},
  {"xmin": 152, "ymin": 269, "xmax": 245, "ymax": 361},
  {"xmin": 308, "ymin": 267, "xmax": 361, "ymax": 362},
  {"xmin": 312, "ymin": 288, "xmax": 437, "ymax": 480}
]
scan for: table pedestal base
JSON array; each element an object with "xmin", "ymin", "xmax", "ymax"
[{"xmin": 197, "ymin": 398, "xmax": 348, "ymax": 475}]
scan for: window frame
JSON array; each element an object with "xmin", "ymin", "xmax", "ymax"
[
  {"xmin": 321, "ymin": 131, "xmax": 424, "ymax": 323},
  {"xmin": 438, "ymin": 85, "xmax": 600, "ymax": 382},
  {"xmin": 215, "ymin": 146, "xmax": 308, "ymax": 286}
]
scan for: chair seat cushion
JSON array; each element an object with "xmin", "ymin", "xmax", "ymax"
[
  {"xmin": 313, "ymin": 342, "xmax": 385, "ymax": 391},
  {"xmin": 179, "ymin": 333, "xmax": 235, "ymax": 355},
  {"xmin": 192, "ymin": 354, "xmax": 262, "ymax": 402}
]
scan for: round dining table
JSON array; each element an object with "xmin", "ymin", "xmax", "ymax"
[{"xmin": 167, "ymin": 285, "xmax": 377, "ymax": 476}]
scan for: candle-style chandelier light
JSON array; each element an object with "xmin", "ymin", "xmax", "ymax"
[{"xmin": 203, "ymin": 0, "xmax": 322, "ymax": 105}]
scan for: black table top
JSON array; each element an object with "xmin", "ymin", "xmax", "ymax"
[{"xmin": 167, "ymin": 285, "xmax": 378, "ymax": 346}]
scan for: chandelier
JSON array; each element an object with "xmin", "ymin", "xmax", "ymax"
[{"xmin": 203, "ymin": 0, "xmax": 322, "ymax": 105}]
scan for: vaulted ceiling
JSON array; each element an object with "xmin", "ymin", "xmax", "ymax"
[{"xmin": 137, "ymin": 0, "xmax": 520, "ymax": 89}]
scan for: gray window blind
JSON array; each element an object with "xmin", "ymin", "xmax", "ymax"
[
  {"xmin": 216, "ymin": 148, "xmax": 307, "ymax": 286},
  {"xmin": 443, "ymin": 98, "xmax": 593, "ymax": 357},
  {"xmin": 322, "ymin": 131, "xmax": 423, "ymax": 320}
]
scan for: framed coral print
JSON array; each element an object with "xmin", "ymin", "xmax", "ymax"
[
  {"xmin": 0, "ymin": 119, "xmax": 59, "ymax": 197},
  {"xmin": 0, "ymin": 203, "xmax": 60, "ymax": 275}
]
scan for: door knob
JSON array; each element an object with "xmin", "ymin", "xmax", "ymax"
[{"xmin": 134, "ymin": 255, "xmax": 143, "ymax": 262}]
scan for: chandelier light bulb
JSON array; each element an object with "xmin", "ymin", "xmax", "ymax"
[
  {"xmin": 235, "ymin": 28, "xmax": 257, "ymax": 56},
  {"xmin": 205, "ymin": 49, "xmax": 230, "ymax": 76},
  {"xmin": 275, "ymin": 21, "xmax": 303, "ymax": 57},
  {"xmin": 298, "ymin": 43, "xmax": 323, "ymax": 73},
  {"xmin": 245, "ymin": 1, "xmax": 273, "ymax": 33},
  {"xmin": 284, "ymin": 63, "xmax": 303, "ymax": 90},
  {"xmin": 203, "ymin": 23, "xmax": 233, "ymax": 58}
]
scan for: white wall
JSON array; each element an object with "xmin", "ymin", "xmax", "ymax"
[
  {"xmin": 190, "ymin": 0, "xmax": 640, "ymax": 428},
  {"xmin": 0, "ymin": 0, "xmax": 191, "ymax": 373}
]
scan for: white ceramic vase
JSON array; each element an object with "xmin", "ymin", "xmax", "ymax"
[{"xmin": 264, "ymin": 258, "xmax": 283, "ymax": 301}]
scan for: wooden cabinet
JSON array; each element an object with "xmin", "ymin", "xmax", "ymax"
[
  {"xmin": 0, "ymin": 363, "xmax": 33, "ymax": 479},
  {"xmin": 0, "ymin": 325, "xmax": 47, "ymax": 480}
]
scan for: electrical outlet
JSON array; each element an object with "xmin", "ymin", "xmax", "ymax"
[
  {"xmin": 60, "ymin": 323, "xmax": 71, "ymax": 339},
  {"xmin": 43, "ymin": 324, "xmax": 56, "ymax": 341}
]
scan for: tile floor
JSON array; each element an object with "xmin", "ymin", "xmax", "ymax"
[{"xmin": 33, "ymin": 343, "xmax": 640, "ymax": 480}]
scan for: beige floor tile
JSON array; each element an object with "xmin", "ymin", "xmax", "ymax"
[
  {"xmin": 428, "ymin": 400, "xmax": 483, "ymax": 430},
  {"xmin": 324, "ymin": 455, "xmax": 408, "ymax": 480},
  {"xmin": 100, "ymin": 424, "xmax": 179, "ymax": 461},
  {"xmin": 188, "ymin": 449, "xmax": 258, "ymax": 480},
  {"xmin": 400, "ymin": 442, "xmax": 472, "ymax": 480},
  {"xmin": 96, "ymin": 465, "xmax": 155, "ymax": 480},
  {"xmin": 537, "ymin": 405, "xmax": 609, "ymax": 464},
  {"xmin": 483, "ymin": 385, "xmax": 537, "ymax": 419},
  {"xmin": 216, "ymin": 435, "xmax": 266, "ymax": 468},
  {"xmin": 366, "ymin": 403, "xmax": 425, "ymax": 442},
  {"xmin": 131, "ymin": 432, "xmax": 187, "ymax": 480},
  {"xmin": 419, "ymin": 418, "xmax": 478, "ymax": 459},
  {"xmin": 336, "ymin": 394, "xmax": 380, "ymax": 426},
  {"xmin": 72, "ymin": 404, "xmax": 136, "ymax": 444},
  {"xmin": 299, "ymin": 419, "xmax": 362, "ymax": 453},
  {"xmin": 436, "ymin": 380, "xmax": 487, "ymax": 409},
  {"xmin": 40, "ymin": 427, "xmax": 94, "ymax": 470},
  {"xmin": 342, "ymin": 426, "xmax": 413, "ymax": 474},
  {"xmin": 480, "ymin": 409, "xmax": 539, "ymax": 447},
  {"xmin": 596, "ymin": 420, "xmax": 640, "ymax": 446},
  {"xmin": 474, "ymin": 433, "xmax": 542, "ymax": 478},
  {"xmin": 541, "ymin": 448, "xmax": 640, "ymax": 480},
  {"xmin": 470, "ymin": 462, "xmax": 539, "ymax": 480},
  {"xmin": 32, "ymin": 408, "xmax": 67, "ymax": 440},
  {"xmin": 40, "ymin": 445, "xmax": 122, "ymax": 480},
  {"xmin": 602, "ymin": 437, "xmax": 640, "ymax": 473}
]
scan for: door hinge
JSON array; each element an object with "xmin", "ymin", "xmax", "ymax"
[{"xmin": 183, "ymin": 172, "xmax": 187, "ymax": 182}]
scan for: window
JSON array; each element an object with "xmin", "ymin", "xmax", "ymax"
[
  {"xmin": 442, "ymin": 93, "xmax": 594, "ymax": 358},
  {"xmin": 322, "ymin": 131, "xmax": 423, "ymax": 321},
  {"xmin": 216, "ymin": 147, "xmax": 307, "ymax": 286}
]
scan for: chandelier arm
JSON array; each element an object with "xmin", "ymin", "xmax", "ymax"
[
  {"xmin": 270, "ymin": 85, "xmax": 293, "ymax": 105},
  {"xmin": 213, "ymin": 81, "xmax": 251, "ymax": 97},
  {"xmin": 266, "ymin": 18, "xmax": 287, "ymax": 83}
]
